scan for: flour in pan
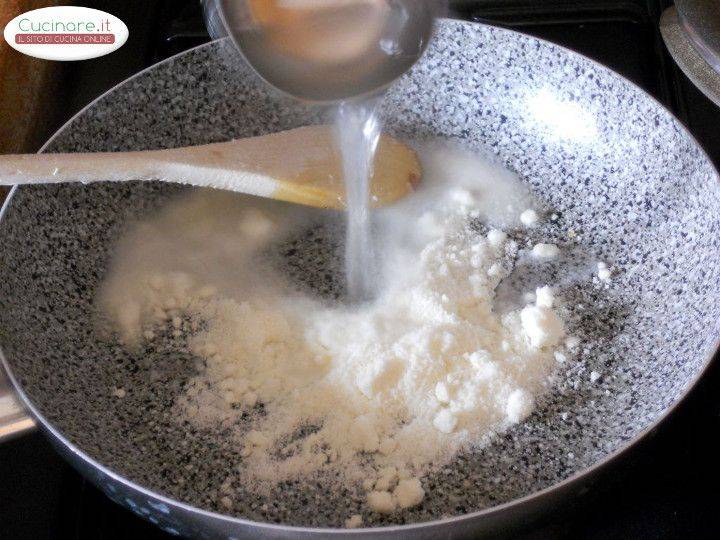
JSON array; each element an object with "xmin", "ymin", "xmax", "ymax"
[{"xmin": 97, "ymin": 143, "xmax": 569, "ymax": 516}]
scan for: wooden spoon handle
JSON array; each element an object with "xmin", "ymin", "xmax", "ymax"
[
  {"xmin": 0, "ymin": 149, "xmax": 282, "ymax": 197},
  {"xmin": 0, "ymin": 125, "xmax": 421, "ymax": 209}
]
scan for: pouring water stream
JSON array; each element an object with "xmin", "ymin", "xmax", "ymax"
[{"xmin": 335, "ymin": 98, "xmax": 382, "ymax": 300}]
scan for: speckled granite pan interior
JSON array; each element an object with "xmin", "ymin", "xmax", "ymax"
[{"xmin": 1, "ymin": 21, "xmax": 720, "ymax": 530}]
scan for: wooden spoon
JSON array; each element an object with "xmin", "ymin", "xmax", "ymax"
[{"xmin": 0, "ymin": 125, "xmax": 421, "ymax": 209}]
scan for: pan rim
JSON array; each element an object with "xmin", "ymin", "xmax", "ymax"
[{"xmin": 1, "ymin": 18, "xmax": 719, "ymax": 535}]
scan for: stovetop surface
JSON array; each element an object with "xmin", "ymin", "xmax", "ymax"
[{"xmin": 2, "ymin": 1, "xmax": 720, "ymax": 538}]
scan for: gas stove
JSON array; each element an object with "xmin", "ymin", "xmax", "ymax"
[{"xmin": 1, "ymin": 1, "xmax": 719, "ymax": 538}]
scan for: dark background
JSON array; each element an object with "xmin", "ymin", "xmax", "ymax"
[{"xmin": 1, "ymin": 0, "xmax": 719, "ymax": 538}]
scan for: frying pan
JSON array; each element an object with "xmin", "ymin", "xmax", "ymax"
[{"xmin": 1, "ymin": 20, "xmax": 720, "ymax": 538}]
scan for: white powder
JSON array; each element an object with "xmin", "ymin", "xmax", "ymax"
[
  {"xmin": 520, "ymin": 295, "xmax": 565, "ymax": 348},
  {"xmin": 597, "ymin": 262, "xmax": 611, "ymax": 281},
  {"xmin": 487, "ymin": 229, "xmax": 507, "ymax": 246},
  {"xmin": 532, "ymin": 243, "xmax": 560, "ymax": 259},
  {"xmin": 565, "ymin": 336, "xmax": 581, "ymax": 349},
  {"xmin": 367, "ymin": 491, "xmax": 395, "ymax": 513},
  {"xmin": 505, "ymin": 389, "xmax": 534, "ymax": 423},
  {"xmin": 98, "ymin": 144, "xmax": 566, "ymax": 513},
  {"xmin": 394, "ymin": 478, "xmax": 425, "ymax": 508},
  {"xmin": 535, "ymin": 285, "xmax": 554, "ymax": 308},
  {"xmin": 345, "ymin": 514, "xmax": 363, "ymax": 528},
  {"xmin": 520, "ymin": 209, "xmax": 539, "ymax": 227}
]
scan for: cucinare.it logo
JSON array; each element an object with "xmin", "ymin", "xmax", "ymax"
[{"xmin": 3, "ymin": 6, "xmax": 128, "ymax": 61}]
